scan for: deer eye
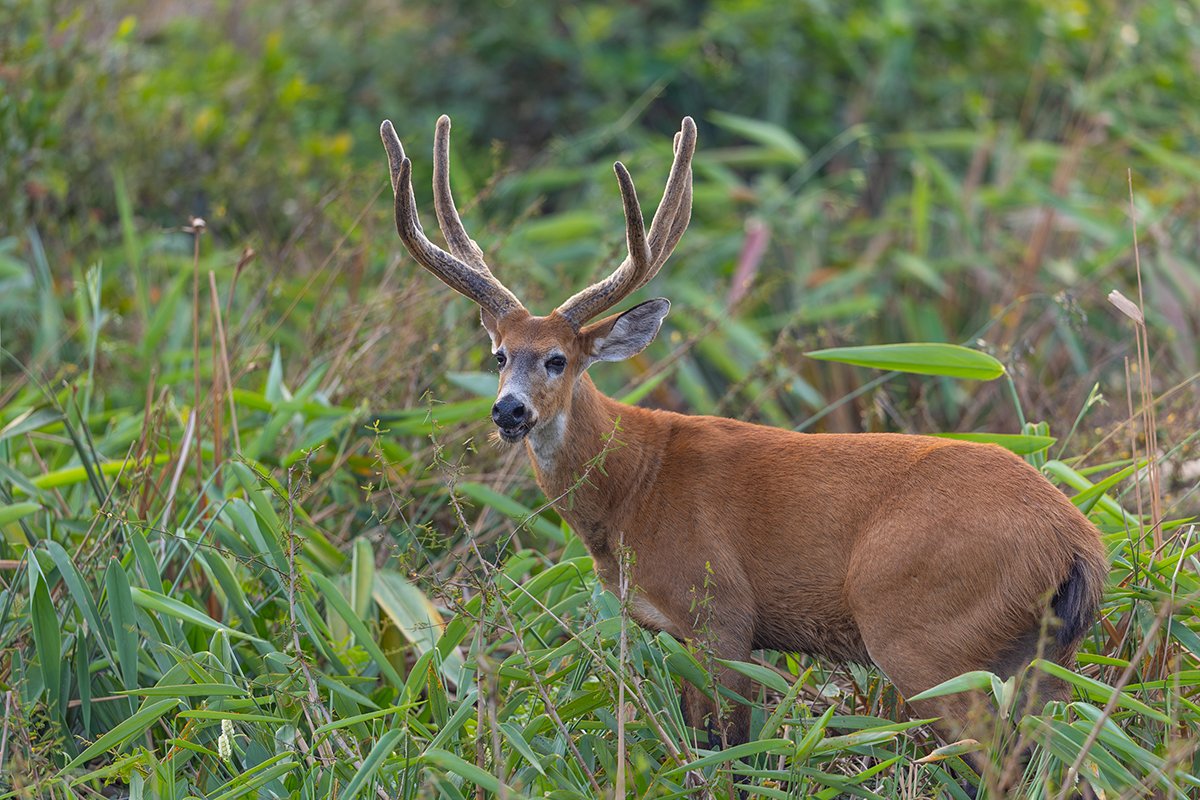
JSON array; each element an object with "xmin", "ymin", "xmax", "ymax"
[
  {"xmin": 495, "ymin": 352, "xmax": 507, "ymax": 368},
  {"xmin": 545, "ymin": 355, "xmax": 567, "ymax": 375}
]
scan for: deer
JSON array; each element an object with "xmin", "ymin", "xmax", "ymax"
[{"xmin": 378, "ymin": 115, "xmax": 1108, "ymax": 771}]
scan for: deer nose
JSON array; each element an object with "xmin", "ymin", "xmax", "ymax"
[{"xmin": 492, "ymin": 395, "xmax": 527, "ymax": 428}]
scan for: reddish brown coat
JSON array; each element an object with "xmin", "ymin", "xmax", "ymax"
[{"xmin": 505, "ymin": 344, "xmax": 1106, "ymax": 746}]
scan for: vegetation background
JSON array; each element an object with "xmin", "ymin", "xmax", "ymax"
[{"xmin": 1, "ymin": 0, "xmax": 1198, "ymax": 796}]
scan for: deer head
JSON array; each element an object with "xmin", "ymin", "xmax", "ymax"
[{"xmin": 379, "ymin": 116, "xmax": 696, "ymax": 445}]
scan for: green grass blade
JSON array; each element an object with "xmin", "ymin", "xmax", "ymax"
[
  {"xmin": 129, "ymin": 587, "xmax": 265, "ymax": 643},
  {"xmin": 60, "ymin": 698, "xmax": 180, "ymax": 773},
  {"xmin": 0, "ymin": 500, "xmax": 40, "ymax": 525},
  {"xmin": 423, "ymin": 746, "xmax": 513, "ymax": 796},
  {"xmin": 1032, "ymin": 660, "xmax": 1170, "ymax": 723},
  {"xmin": 339, "ymin": 728, "xmax": 403, "ymax": 800},
  {"xmin": 456, "ymin": 481, "xmax": 564, "ymax": 544},
  {"xmin": 499, "ymin": 720, "xmax": 547, "ymax": 777},
  {"xmin": 374, "ymin": 570, "xmax": 465, "ymax": 682},
  {"xmin": 310, "ymin": 572, "xmax": 405, "ymax": 690},
  {"xmin": 209, "ymin": 754, "xmax": 298, "ymax": 800},
  {"xmin": 805, "ymin": 343, "xmax": 1005, "ymax": 380},
  {"xmin": 31, "ymin": 575, "xmax": 63, "ymax": 720},
  {"xmin": 932, "ymin": 432, "xmax": 1057, "ymax": 455},
  {"xmin": 908, "ymin": 670, "xmax": 996, "ymax": 702},
  {"xmin": 665, "ymin": 739, "xmax": 794, "ymax": 775},
  {"xmin": 717, "ymin": 657, "xmax": 790, "ymax": 695}
]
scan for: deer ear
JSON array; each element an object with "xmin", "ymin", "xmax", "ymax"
[
  {"xmin": 584, "ymin": 298, "xmax": 670, "ymax": 364},
  {"xmin": 480, "ymin": 307, "xmax": 500, "ymax": 349}
]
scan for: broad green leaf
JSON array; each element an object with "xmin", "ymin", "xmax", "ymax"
[
  {"xmin": 1020, "ymin": 716, "xmax": 1136, "ymax": 793},
  {"xmin": 710, "ymin": 111, "xmax": 808, "ymax": 162},
  {"xmin": 43, "ymin": 541, "xmax": 107, "ymax": 658},
  {"xmin": 427, "ymin": 694, "xmax": 476, "ymax": 749},
  {"xmin": 374, "ymin": 570, "xmax": 465, "ymax": 684},
  {"xmin": 805, "ymin": 343, "xmax": 1005, "ymax": 380},
  {"xmin": 104, "ymin": 559, "xmax": 139, "ymax": 714},
  {"xmin": 311, "ymin": 572, "xmax": 405, "ymax": 690},
  {"xmin": 932, "ymin": 432, "xmax": 1056, "ymax": 455},
  {"xmin": 1067, "ymin": 460, "xmax": 1143, "ymax": 515},
  {"xmin": 0, "ymin": 407, "xmax": 63, "ymax": 441},
  {"xmin": 129, "ymin": 587, "xmax": 265, "ymax": 643},
  {"xmin": 0, "ymin": 501, "xmax": 40, "ymax": 525},
  {"xmin": 446, "ymin": 371, "xmax": 499, "ymax": 398},
  {"xmin": 340, "ymin": 729, "xmax": 403, "ymax": 800},
  {"xmin": 794, "ymin": 706, "xmax": 836, "ymax": 762},
  {"xmin": 313, "ymin": 703, "xmax": 414, "ymax": 735},
  {"xmin": 666, "ymin": 738, "xmax": 794, "ymax": 775},
  {"xmin": 19, "ymin": 453, "xmax": 171, "ymax": 494},
  {"xmin": 31, "ymin": 576, "xmax": 62, "ymax": 718},
  {"xmin": 811, "ymin": 728, "xmax": 899, "ymax": 755},
  {"xmin": 1032, "ymin": 659, "xmax": 1170, "ymax": 722},
  {"xmin": 716, "ymin": 657, "xmax": 791, "ymax": 695},
  {"xmin": 657, "ymin": 632, "xmax": 712, "ymax": 694},
  {"xmin": 127, "ymin": 526, "xmax": 163, "ymax": 593},
  {"xmin": 908, "ymin": 671, "xmax": 996, "ymax": 702},
  {"xmin": 456, "ymin": 481, "xmax": 564, "ymax": 543},
  {"xmin": 351, "ymin": 537, "xmax": 375, "ymax": 619},
  {"xmin": 230, "ymin": 462, "xmax": 285, "ymax": 554},
  {"xmin": 1070, "ymin": 703, "xmax": 1165, "ymax": 769},
  {"xmin": 264, "ymin": 345, "xmax": 289, "ymax": 403},
  {"xmin": 759, "ymin": 667, "xmax": 813, "ymax": 740},
  {"xmin": 1042, "ymin": 460, "xmax": 1131, "ymax": 522},
  {"xmin": 424, "ymin": 746, "xmax": 513, "ymax": 795},
  {"xmin": 499, "ymin": 721, "xmax": 546, "ymax": 776},
  {"xmin": 177, "ymin": 710, "xmax": 287, "ymax": 724},
  {"xmin": 123, "ymin": 683, "xmax": 248, "ymax": 697}
]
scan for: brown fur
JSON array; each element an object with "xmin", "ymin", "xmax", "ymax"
[{"xmin": 485, "ymin": 310, "xmax": 1107, "ymax": 752}]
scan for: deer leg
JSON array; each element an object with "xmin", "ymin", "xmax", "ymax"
[
  {"xmin": 853, "ymin": 623, "xmax": 1005, "ymax": 788},
  {"xmin": 680, "ymin": 629, "xmax": 752, "ymax": 750}
]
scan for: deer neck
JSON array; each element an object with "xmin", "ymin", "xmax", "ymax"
[{"xmin": 524, "ymin": 374, "xmax": 662, "ymax": 547}]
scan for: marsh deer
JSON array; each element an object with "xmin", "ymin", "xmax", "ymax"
[{"xmin": 379, "ymin": 116, "xmax": 1107, "ymax": 755}]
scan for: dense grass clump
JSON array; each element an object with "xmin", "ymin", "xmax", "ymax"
[{"xmin": 2, "ymin": 1, "xmax": 1199, "ymax": 797}]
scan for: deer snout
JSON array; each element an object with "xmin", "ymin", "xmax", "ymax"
[{"xmin": 492, "ymin": 395, "xmax": 529, "ymax": 429}]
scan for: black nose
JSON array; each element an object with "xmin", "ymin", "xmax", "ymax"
[{"xmin": 492, "ymin": 395, "xmax": 527, "ymax": 428}]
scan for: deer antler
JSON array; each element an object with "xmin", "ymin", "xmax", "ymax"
[
  {"xmin": 555, "ymin": 117, "xmax": 696, "ymax": 329},
  {"xmin": 380, "ymin": 118, "xmax": 524, "ymax": 320}
]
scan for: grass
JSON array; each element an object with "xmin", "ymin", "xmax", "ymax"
[
  {"xmin": 2, "ymin": 178, "xmax": 1198, "ymax": 800},
  {"xmin": 3, "ymin": 1, "xmax": 1200, "ymax": 797}
]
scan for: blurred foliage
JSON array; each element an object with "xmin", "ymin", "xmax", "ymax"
[
  {"xmin": 2, "ymin": 0, "xmax": 1199, "ymax": 796},
  {"xmin": 3, "ymin": 0, "xmax": 1199, "ymax": 425}
]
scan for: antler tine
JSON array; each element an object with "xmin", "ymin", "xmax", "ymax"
[
  {"xmin": 638, "ymin": 132, "xmax": 693, "ymax": 289},
  {"xmin": 556, "ymin": 162, "xmax": 652, "ymax": 329},
  {"xmin": 433, "ymin": 115, "xmax": 489, "ymax": 271},
  {"xmin": 556, "ymin": 117, "xmax": 697, "ymax": 328},
  {"xmin": 618, "ymin": 162, "xmax": 653, "ymax": 277},
  {"xmin": 643, "ymin": 122, "xmax": 696, "ymax": 268},
  {"xmin": 380, "ymin": 119, "xmax": 523, "ymax": 320}
]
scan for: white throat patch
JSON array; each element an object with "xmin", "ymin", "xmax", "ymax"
[{"xmin": 526, "ymin": 412, "xmax": 566, "ymax": 469}]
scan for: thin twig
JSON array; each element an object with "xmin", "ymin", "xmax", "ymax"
[
  {"xmin": 209, "ymin": 271, "xmax": 241, "ymax": 453},
  {"xmin": 284, "ymin": 458, "xmax": 393, "ymax": 800},
  {"xmin": 189, "ymin": 217, "xmax": 206, "ymax": 494},
  {"xmin": 161, "ymin": 409, "xmax": 196, "ymax": 530},
  {"xmin": 436, "ymin": 450, "xmax": 605, "ymax": 797}
]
